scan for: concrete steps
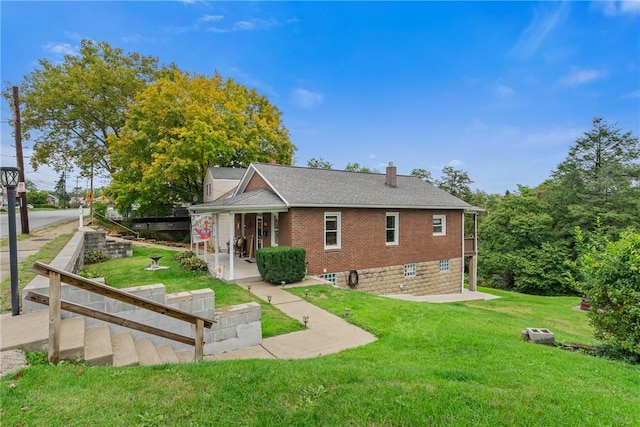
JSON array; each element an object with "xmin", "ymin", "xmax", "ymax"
[{"xmin": 1, "ymin": 311, "xmax": 194, "ymax": 367}]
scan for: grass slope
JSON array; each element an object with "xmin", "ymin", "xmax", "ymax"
[{"xmin": 2, "ymin": 286, "xmax": 638, "ymax": 426}]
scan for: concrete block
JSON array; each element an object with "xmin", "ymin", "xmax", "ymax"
[{"xmin": 524, "ymin": 328, "xmax": 555, "ymax": 345}]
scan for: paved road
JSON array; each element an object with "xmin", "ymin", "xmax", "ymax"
[{"xmin": 0, "ymin": 208, "xmax": 83, "ymax": 238}]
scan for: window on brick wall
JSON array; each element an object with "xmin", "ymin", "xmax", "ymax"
[
  {"xmin": 439, "ymin": 259, "xmax": 450, "ymax": 272},
  {"xmin": 404, "ymin": 263, "xmax": 417, "ymax": 278},
  {"xmin": 433, "ymin": 214, "xmax": 446, "ymax": 236},
  {"xmin": 324, "ymin": 212, "xmax": 341, "ymax": 249},
  {"xmin": 386, "ymin": 212, "xmax": 399, "ymax": 245}
]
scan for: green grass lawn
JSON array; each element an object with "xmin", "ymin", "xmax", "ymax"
[
  {"xmin": 80, "ymin": 246, "xmax": 304, "ymax": 338},
  {"xmin": 2, "ymin": 282, "xmax": 638, "ymax": 426}
]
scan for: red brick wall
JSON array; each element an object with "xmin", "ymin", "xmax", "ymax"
[{"xmin": 284, "ymin": 207, "xmax": 463, "ymax": 275}]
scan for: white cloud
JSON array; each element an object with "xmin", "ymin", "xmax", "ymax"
[
  {"xmin": 368, "ymin": 154, "xmax": 377, "ymax": 159},
  {"xmin": 511, "ymin": 2, "xmax": 569, "ymax": 58},
  {"xmin": 198, "ymin": 14, "xmax": 223, "ymax": 23},
  {"xmin": 623, "ymin": 89, "xmax": 640, "ymax": 98},
  {"xmin": 597, "ymin": 1, "xmax": 640, "ymax": 16},
  {"xmin": 290, "ymin": 88, "xmax": 324, "ymax": 109},
  {"xmin": 447, "ymin": 159, "xmax": 464, "ymax": 167},
  {"xmin": 496, "ymin": 85, "xmax": 516, "ymax": 98},
  {"xmin": 560, "ymin": 68, "xmax": 604, "ymax": 86},
  {"xmin": 42, "ymin": 42, "xmax": 78, "ymax": 56}
]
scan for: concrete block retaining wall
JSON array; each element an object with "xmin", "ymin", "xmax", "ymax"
[{"xmin": 22, "ymin": 229, "xmax": 262, "ymax": 356}]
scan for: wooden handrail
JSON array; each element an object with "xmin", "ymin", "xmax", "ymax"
[
  {"xmin": 25, "ymin": 292, "xmax": 196, "ymax": 346},
  {"xmin": 31, "ymin": 261, "xmax": 215, "ymax": 363},
  {"xmin": 31, "ymin": 262, "xmax": 214, "ymax": 328}
]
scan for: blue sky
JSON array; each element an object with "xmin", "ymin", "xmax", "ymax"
[{"xmin": 1, "ymin": 1, "xmax": 639, "ymax": 194}]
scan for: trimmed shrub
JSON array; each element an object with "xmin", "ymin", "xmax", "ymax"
[
  {"xmin": 256, "ymin": 246, "xmax": 306, "ymax": 284},
  {"xmin": 84, "ymin": 250, "xmax": 109, "ymax": 265}
]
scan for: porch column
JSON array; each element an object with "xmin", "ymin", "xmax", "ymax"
[
  {"xmin": 214, "ymin": 212, "xmax": 220, "ymax": 272},
  {"xmin": 469, "ymin": 212, "xmax": 478, "ymax": 291},
  {"xmin": 228, "ymin": 212, "xmax": 235, "ymax": 280}
]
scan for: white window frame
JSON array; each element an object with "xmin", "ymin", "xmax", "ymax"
[
  {"xmin": 386, "ymin": 212, "xmax": 399, "ymax": 246},
  {"xmin": 439, "ymin": 259, "xmax": 450, "ymax": 272},
  {"xmin": 271, "ymin": 213, "xmax": 279, "ymax": 247},
  {"xmin": 324, "ymin": 212, "xmax": 341, "ymax": 250},
  {"xmin": 404, "ymin": 263, "xmax": 417, "ymax": 278},
  {"xmin": 433, "ymin": 214, "xmax": 446, "ymax": 236}
]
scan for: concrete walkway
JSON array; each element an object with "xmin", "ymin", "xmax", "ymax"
[
  {"xmin": 206, "ymin": 280, "xmax": 378, "ymax": 361},
  {"xmin": 383, "ymin": 288, "xmax": 500, "ymax": 303}
]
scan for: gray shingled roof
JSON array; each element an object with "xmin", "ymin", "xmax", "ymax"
[
  {"xmin": 208, "ymin": 167, "xmax": 246, "ymax": 180},
  {"xmin": 191, "ymin": 163, "xmax": 475, "ymax": 212},
  {"xmin": 247, "ymin": 163, "xmax": 472, "ymax": 209}
]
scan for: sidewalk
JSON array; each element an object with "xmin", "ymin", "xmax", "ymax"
[{"xmin": 0, "ymin": 220, "xmax": 79, "ymax": 283}]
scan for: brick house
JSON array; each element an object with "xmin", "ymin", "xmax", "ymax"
[{"xmin": 190, "ymin": 162, "xmax": 479, "ymax": 296}]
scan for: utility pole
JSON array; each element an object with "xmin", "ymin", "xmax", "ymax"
[{"xmin": 12, "ymin": 86, "xmax": 29, "ymax": 234}]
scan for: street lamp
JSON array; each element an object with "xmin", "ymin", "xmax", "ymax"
[{"xmin": 1, "ymin": 166, "xmax": 21, "ymax": 316}]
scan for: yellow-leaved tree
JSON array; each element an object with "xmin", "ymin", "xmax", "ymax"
[{"xmin": 109, "ymin": 70, "xmax": 295, "ymax": 215}]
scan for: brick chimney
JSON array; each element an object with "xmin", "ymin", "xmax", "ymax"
[
  {"xmin": 386, "ymin": 162, "xmax": 397, "ymax": 188},
  {"xmin": 269, "ymin": 159, "xmax": 277, "ymax": 165}
]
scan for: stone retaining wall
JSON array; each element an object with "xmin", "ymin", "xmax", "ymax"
[{"xmin": 333, "ymin": 258, "xmax": 463, "ymax": 296}]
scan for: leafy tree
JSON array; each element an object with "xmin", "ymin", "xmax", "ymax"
[
  {"xmin": 436, "ymin": 166, "xmax": 474, "ymax": 202},
  {"xmin": 307, "ymin": 157, "xmax": 333, "ymax": 169},
  {"xmin": 549, "ymin": 118, "xmax": 640, "ymax": 238},
  {"xmin": 54, "ymin": 173, "xmax": 68, "ymax": 208},
  {"xmin": 410, "ymin": 168, "xmax": 433, "ymax": 183},
  {"xmin": 575, "ymin": 228, "xmax": 640, "ymax": 357},
  {"xmin": 109, "ymin": 69, "xmax": 295, "ymax": 214},
  {"xmin": 478, "ymin": 186, "xmax": 575, "ymax": 295},
  {"xmin": 7, "ymin": 39, "xmax": 170, "ymax": 177},
  {"xmin": 27, "ymin": 190, "xmax": 49, "ymax": 206},
  {"xmin": 345, "ymin": 162, "xmax": 378, "ymax": 173}
]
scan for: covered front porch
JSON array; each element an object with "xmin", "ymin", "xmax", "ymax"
[{"xmin": 200, "ymin": 251, "xmax": 262, "ymax": 283}]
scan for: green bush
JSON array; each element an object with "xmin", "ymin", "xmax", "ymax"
[
  {"xmin": 172, "ymin": 250, "xmax": 208, "ymax": 271},
  {"xmin": 178, "ymin": 256, "xmax": 209, "ymax": 272},
  {"xmin": 84, "ymin": 250, "xmax": 109, "ymax": 265},
  {"xmin": 173, "ymin": 251, "xmax": 197, "ymax": 262},
  {"xmin": 576, "ymin": 229, "xmax": 640, "ymax": 357},
  {"xmin": 256, "ymin": 246, "xmax": 306, "ymax": 284}
]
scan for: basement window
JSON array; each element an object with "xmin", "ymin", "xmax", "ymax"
[
  {"xmin": 439, "ymin": 259, "xmax": 450, "ymax": 272},
  {"xmin": 404, "ymin": 263, "xmax": 417, "ymax": 278},
  {"xmin": 322, "ymin": 273, "xmax": 337, "ymax": 285}
]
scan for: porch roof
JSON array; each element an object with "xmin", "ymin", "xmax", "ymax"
[{"xmin": 190, "ymin": 188, "xmax": 286, "ymax": 213}]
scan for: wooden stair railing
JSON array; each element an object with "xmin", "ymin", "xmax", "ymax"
[{"xmin": 31, "ymin": 261, "xmax": 215, "ymax": 364}]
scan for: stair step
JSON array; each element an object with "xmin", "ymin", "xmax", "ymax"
[
  {"xmin": 0, "ymin": 311, "xmax": 49, "ymax": 352},
  {"xmin": 134, "ymin": 338, "xmax": 162, "ymax": 366},
  {"xmin": 175, "ymin": 350, "xmax": 194, "ymax": 363},
  {"xmin": 60, "ymin": 317, "xmax": 85, "ymax": 360},
  {"xmin": 84, "ymin": 326, "xmax": 113, "ymax": 366},
  {"xmin": 111, "ymin": 332, "xmax": 139, "ymax": 367},
  {"xmin": 156, "ymin": 344, "xmax": 179, "ymax": 364}
]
